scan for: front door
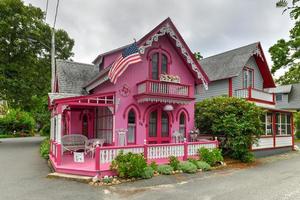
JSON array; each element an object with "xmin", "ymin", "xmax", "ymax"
[{"xmin": 148, "ymin": 109, "xmax": 170, "ymax": 144}]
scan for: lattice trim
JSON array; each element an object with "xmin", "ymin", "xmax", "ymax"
[{"xmin": 139, "ymin": 23, "xmax": 208, "ymax": 90}]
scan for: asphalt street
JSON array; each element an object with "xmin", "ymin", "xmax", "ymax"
[{"xmin": 1, "ymin": 136, "xmax": 300, "ymax": 200}]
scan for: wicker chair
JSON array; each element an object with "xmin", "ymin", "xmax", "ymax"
[{"xmin": 61, "ymin": 134, "xmax": 88, "ymax": 153}]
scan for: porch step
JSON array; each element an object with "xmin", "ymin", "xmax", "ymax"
[{"xmin": 47, "ymin": 172, "xmax": 93, "ymax": 183}]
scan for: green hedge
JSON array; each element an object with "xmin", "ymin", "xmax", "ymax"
[
  {"xmin": 195, "ymin": 97, "xmax": 264, "ymax": 162},
  {"xmin": 40, "ymin": 138, "xmax": 50, "ymax": 159},
  {"xmin": 0, "ymin": 109, "xmax": 35, "ymax": 135}
]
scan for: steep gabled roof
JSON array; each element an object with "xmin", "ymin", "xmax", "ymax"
[
  {"xmin": 56, "ymin": 60, "xmax": 98, "ymax": 94},
  {"xmin": 87, "ymin": 18, "xmax": 209, "ymax": 91},
  {"xmin": 199, "ymin": 42, "xmax": 275, "ymax": 88},
  {"xmin": 274, "ymin": 83, "xmax": 300, "ymax": 110}
]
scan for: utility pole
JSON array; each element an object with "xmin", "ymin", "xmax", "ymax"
[
  {"xmin": 51, "ymin": 0, "xmax": 60, "ymax": 93},
  {"xmin": 51, "ymin": 28, "xmax": 55, "ymax": 92}
]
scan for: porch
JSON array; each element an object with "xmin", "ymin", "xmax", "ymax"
[
  {"xmin": 235, "ymin": 87, "xmax": 275, "ymax": 105},
  {"xmin": 49, "ymin": 139, "xmax": 219, "ymax": 177}
]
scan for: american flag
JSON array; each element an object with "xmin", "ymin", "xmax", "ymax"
[{"xmin": 108, "ymin": 42, "xmax": 142, "ymax": 84}]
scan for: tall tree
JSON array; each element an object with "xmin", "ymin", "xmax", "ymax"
[
  {"xmin": 0, "ymin": 0, "xmax": 74, "ymax": 128},
  {"xmin": 269, "ymin": 0, "xmax": 300, "ymax": 84}
]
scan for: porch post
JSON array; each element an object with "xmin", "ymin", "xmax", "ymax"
[
  {"xmin": 50, "ymin": 116, "xmax": 54, "ymax": 140},
  {"xmin": 95, "ymin": 146, "xmax": 100, "ymax": 171},
  {"xmin": 183, "ymin": 138, "xmax": 188, "ymax": 161},
  {"xmin": 144, "ymin": 140, "xmax": 148, "ymax": 161},
  {"xmin": 291, "ymin": 113, "xmax": 295, "ymax": 150},
  {"xmin": 56, "ymin": 114, "xmax": 62, "ymax": 143}
]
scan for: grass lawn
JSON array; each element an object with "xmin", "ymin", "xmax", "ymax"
[{"xmin": 294, "ymin": 138, "xmax": 300, "ymax": 143}]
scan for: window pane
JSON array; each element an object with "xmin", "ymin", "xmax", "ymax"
[
  {"xmin": 266, "ymin": 113, "xmax": 273, "ymax": 135},
  {"xmin": 127, "ymin": 124, "xmax": 135, "ymax": 143},
  {"xmin": 276, "ymin": 94, "xmax": 283, "ymax": 102},
  {"xmin": 161, "ymin": 54, "xmax": 168, "ymax": 74},
  {"xmin": 161, "ymin": 111, "xmax": 169, "ymax": 137},
  {"xmin": 149, "ymin": 111, "xmax": 157, "ymax": 137},
  {"xmin": 128, "ymin": 110, "xmax": 135, "ymax": 124},
  {"xmin": 179, "ymin": 113, "xmax": 185, "ymax": 125},
  {"xmin": 243, "ymin": 70, "xmax": 248, "ymax": 88},
  {"xmin": 287, "ymin": 125, "xmax": 291, "ymax": 135},
  {"xmin": 276, "ymin": 113, "xmax": 280, "ymax": 135},
  {"xmin": 152, "ymin": 53, "xmax": 159, "ymax": 80},
  {"xmin": 249, "ymin": 70, "xmax": 253, "ymax": 87},
  {"xmin": 287, "ymin": 114, "xmax": 291, "ymax": 123}
]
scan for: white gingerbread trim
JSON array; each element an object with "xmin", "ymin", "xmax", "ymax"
[
  {"xmin": 139, "ymin": 23, "xmax": 209, "ymax": 90},
  {"xmin": 252, "ymin": 47, "xmax": 264, "ymax": 61}
]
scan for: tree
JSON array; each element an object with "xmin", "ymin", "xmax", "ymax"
[
  {"xmin": 194, "ymin": 52, "xmax": 203, "ymax": 60},
  {"xmin": 0, "ymin": 0, "xmax": 74, "ymax": 130},
  {"xmin": 195, "ymin": 97, "xmax": 264, "ymax": 162},
  {"xmin": 269, "ymin": 0, "xmax": 300, "ymax": 84}
]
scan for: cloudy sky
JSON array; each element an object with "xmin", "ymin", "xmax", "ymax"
[{"xmin": 24, "ymin": 0, "xmax": 294, "ymax": 77}]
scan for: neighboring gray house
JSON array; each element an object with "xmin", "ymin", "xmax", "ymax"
[
  {"xmin": 265, "ymin": 83, "xmax": 300, "ymax": 111},
  {"xmin": 196, "ymin": 42, "xmax": 294, "ymax": 154}
]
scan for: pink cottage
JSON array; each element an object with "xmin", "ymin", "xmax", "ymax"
[{"xmin": 48, "ymin": 18, "xmax": 218, "ymax": 177}]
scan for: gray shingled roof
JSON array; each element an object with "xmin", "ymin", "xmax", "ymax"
[
  {"xmin": 266, "ymin": 84, "xmax": 292, "ymax": 94},
  {"xmin": 48, "ymin": 93, "xmax": 80, "ymax": 104},
  {"xmin": 276, "ymin": 83, "xmax": 300, "ymax": 110},
  {"xmin": 199, "ymin": 42, "xmax": 259, "ymax": 81},
  {"xmin": 56, "ymin": 60, "xmax": 98, "ymax": 94}
]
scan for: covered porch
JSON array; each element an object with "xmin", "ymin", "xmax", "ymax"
[{"xmin": 49, "ymin": 139, "xmax": 219, "ymax": 177}]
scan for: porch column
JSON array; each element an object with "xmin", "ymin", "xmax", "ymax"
[
  {"xmin": 56, "ymin": 114, "xmax": 62, "ymax": 143},
  {"xmin": 50, "ymin": 117, "xmax": 54, "ymax": 140}
]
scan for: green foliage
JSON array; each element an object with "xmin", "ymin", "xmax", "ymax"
[
  {"xmin": 195, "ymin": 97, "xmax": 264, "ymax": 162},
  {"xmin": 0, "ymin": 0, "xmax": 74, "ymax": 127},
  {"xmin": 187, "ymin": 158, "xmax": 211, "ymax": 171},
  {"xmin": 196, "ymin": 161, "xmax": 211, "ymax": 171},
  {"xmin": 110, "ymin": 151, "xmax": 147, "ymax": 178},
  {"xmin": 149, "ymin": 161, "xmax": 158, "ymax": 171},
  {"xmin": 269, "ymin": 0, "xmax": 300, "ymax": 84},
  {"xmin": 102, "ymin": 176, "xmax": 113, "ymax": 184},
  {"xmin": 178, "ymin": 162, "xmax": 197, "ymax": 174},
  {"xmin": 240, "ymin": 152, "xmax": 255, "ymax": 163},
  {"xmin": 141, "ymin": 166, "xmax": 154, "ymax": 179},
  {"xmin": 198, "ymin": 147, "xmax": 223, "ymax": 166},
  {"xmin": 0, "ymin": 109, "xmax": 35, "ymax": 135},
  {"xmin": 40, "ymin": 138, "xmax": 50, "ymax": 160},
  {"xmin": 157, "ymin": 165, "xmax": 174, "ymax": 175},
  {"xmin": 194, "ymin": 52, "xmax": 203, "ymax": 60},
  {"xmin": 168, "ymin": 156, "xmax": 180, "ymax": 170},
  {"xmin": 294, "ymin": 112, "xmax": 300, "ymax": 138}
]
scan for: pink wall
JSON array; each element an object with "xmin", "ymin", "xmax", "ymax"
[{"xmin": 92, "ymin": 35, "xmax": 196, "ymax": 145}]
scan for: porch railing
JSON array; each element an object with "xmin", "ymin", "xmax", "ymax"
[
  {"xmin": 95, "ymin": 140, "xmax": 219, "ymax": 170},
  {"xmin": 137, "ymin": 80, "xmax": 191, "ymax": 97},
  {"xmin": 235, "ymin": 87, "xmax": 274, "ymax": 104}
]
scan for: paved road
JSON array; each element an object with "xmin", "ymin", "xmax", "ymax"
[{"xmin": 1, "ymin": 137, "xmax": 300, "ymax": 200}]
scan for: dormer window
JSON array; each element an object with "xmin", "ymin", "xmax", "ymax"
[
  {"xmin": 243, "ymin": 68, "xmax": 254, "ymax": 88},
  {"xmin": 276, "ymin": 94, "xmax": 283, "ymax": 102},
  {"xmin": 150, "ymin": 51, "xmax": 169, "ymax": 80}
]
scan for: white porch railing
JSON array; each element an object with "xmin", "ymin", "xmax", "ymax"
[
  {"xmin": 137, "ymin": 80, "xmax": 190, "ymax": 97},
  {"xmin": 95, "ymin": 140, "xmax": 219, "ymax": 170},
  {"xmin": 234, "ymin": 87, "xmax": 274, "ymax": 104}
]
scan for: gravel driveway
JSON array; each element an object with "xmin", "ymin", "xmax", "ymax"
[{"xmin": 1, "ymin": 136, "xmax": 300, "ymax": 200}]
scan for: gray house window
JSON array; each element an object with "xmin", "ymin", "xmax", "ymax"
[{"xmin": 276, "ymin": 94, "xmax": 283, "ymax": 102}]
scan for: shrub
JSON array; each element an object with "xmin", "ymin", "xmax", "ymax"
[
  {"xmin": 142, "ymin": 166, "xmax": 154, "ymax": 179},
  {"xmin": 179, "ymin": 162, "xmax": 197, "ymax": 174},
  {"xmin": 188, "ymin": 158, "xmax": 211, "ymax": 171},
  {"xmin": 0, "ymin": 109, "xmax": 35, "ymax": 135},
  {"xmin": 150, "ymin": 161, "xmax": 158, "ymax": 171},
  {"xmin": 168, "ymin": 156, "xmax": 180, "ymax": 170},
  {"xmin": 295, "ymin": 112, "xmax": 300, "ymax": 139},
  {"xmin": 196, "ymin": 161, "xmax": 211, "ymax": 171},
  {"xmin": 40, "ymin": 123, "xmax": 50, "ymax": 136},
  {"xmin": 240, "ymin": 152, "xmax": 255, "ymax": 163},
  {"xmin": 40, "ymin": 138, "xmax": 50, "ymax": 160},
  {"xmin": 157, "ymin": 165, "xmax": 174, "ymax": 175},
  {"xmin": 110, "ymin": 151, "xmax": 147, "ymax": 178},
  {"xmin": 198, "ymin": 147, "xmax": 223, "ymax": 166},
  {"xmin": 195, "ymin": 97, "xmax": 264, "ymax": 162}
]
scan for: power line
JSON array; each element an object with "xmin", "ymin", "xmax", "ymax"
[
  {"xmin": 45, "ymin": 0, "xmax": 49, "ymax": 21},
  {"xmin": 53, "ymin": 0, "xmax": 60, "ymax": 28}
]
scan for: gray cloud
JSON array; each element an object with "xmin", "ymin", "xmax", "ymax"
[{"xmin": 24, "ymin": 0, "xmax": 293, "ymax": 73}]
